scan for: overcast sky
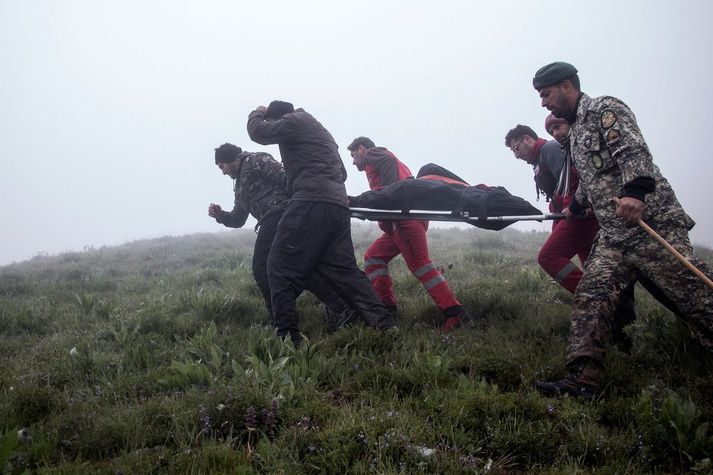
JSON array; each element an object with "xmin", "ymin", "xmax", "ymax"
[{"xmin": 1, "ymin": 0, "xmax": 712, "ymax": 265}]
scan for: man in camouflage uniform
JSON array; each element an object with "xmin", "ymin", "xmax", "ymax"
[
  {"xmin": 209, "ymin": 143, "xmax": 355, "ymax": 328},
  {"xmin": 531, "ymin": 61, "xmax": 713, "ymax": 398}
]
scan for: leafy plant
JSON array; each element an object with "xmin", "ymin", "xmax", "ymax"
[
  {"xmin": 74, "ymin": 292, "xmax": 96, "ymax": 317},
  {"xmin": 0, "ymin": 428, "xmax": 19, "ymax": 472},
  {"xmin": 161, "ymin": 322, "xmax": 235, "ymax": 386},
  {"xmin": 241, "ymin": 334, "xmax": 295, "ymax": 400},
  {"xmin": 633, "ymin": 386, "xmax": 713, "ymax": 468}
]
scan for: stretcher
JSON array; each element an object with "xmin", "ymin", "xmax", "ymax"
[
  {"xmin": 347, "ymin": 175, "xmax": 563, "ymax": 230},
  {"xmin": 350, "ymin": 207, "xmax": 564, "ymax": 226}
]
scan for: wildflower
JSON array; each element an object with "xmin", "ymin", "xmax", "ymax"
[
  {"xmin": 69, "ymin": 347, "xmax": 78, "ymax": 357},
  {"xmin": 244, "ymin": 406, "xmax": 257, "ymax": 430},
  {"xmin": 356, "ymin": 432, "xmax": 369, "ymax": 445},
  {"xmin": 411, "ymin": 445, "xmax": 436, "ymax": 457},
  {"xmin": 198, "ymin": 405, "xmax": 210, "ymax": 430},
  {"xmin": 459, "ymin": 455, "xmax": 480, "ymax": 467},
  {"xmin": 262, "ymin": 406, "xmax": 277, "ymax": 439},
  {"xmin": 596, "ymin": 435, "xmax": 605, "ymax": 451}
]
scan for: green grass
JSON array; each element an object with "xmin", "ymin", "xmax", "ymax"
[{"xmin": 0, "ymin": 225, "xmax": 711, "ymax": 474}]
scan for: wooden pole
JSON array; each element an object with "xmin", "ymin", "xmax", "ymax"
[{"xmin": 637, "ymin": 219, "xmax": 713, "ymax": 290}]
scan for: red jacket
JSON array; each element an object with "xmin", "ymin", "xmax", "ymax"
[{"xmin": 364, "ymin": 147, "xmax": 412, "ymax": 190}]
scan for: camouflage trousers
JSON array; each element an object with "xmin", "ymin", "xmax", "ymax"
[{"xmin": 566, "ymin": 222, "xmax": 713, "ymax": 377}]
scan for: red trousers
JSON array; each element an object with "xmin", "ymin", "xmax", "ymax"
[
  {"xmin": 538, "ymin": 215, "xmax": 599, "ymax": 293},
  {"xmin": 364, "ymin": 220, "xmax": 461, "ymax": 313}
]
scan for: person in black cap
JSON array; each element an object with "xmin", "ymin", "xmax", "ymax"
[
  {"xmin": 209, "ymin": 143, "xmax": 357, "ymax": 330},
  {"xmin": 531, "ymin": 62, "xmax": 713, "ymax": 399},
  {"xmin": 246, "ymin": 102, "xmax": 397, "ymax": 345}
]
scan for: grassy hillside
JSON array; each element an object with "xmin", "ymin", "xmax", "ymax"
[{"xmin": 1, "ymin": 225, "xmax": 712, "ymax": 474}]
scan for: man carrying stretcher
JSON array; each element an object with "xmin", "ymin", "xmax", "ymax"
[{"xmin": 347, "ymin": 137, "xmax": 467, "ymax": 331}]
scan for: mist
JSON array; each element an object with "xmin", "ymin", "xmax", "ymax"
[{"xmin": 1, "ymin": 0, "xmax": 711, "ymax": 265}]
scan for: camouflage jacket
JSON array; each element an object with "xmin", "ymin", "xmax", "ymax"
[
  {"xmin": 568, "ymin": 93, "xmax": 694, "ymax": 242},
  {"xmin": 216, "ymin": 152, "xmax": 288, "ymax": 228}
]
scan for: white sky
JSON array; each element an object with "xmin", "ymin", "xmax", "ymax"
[{"xmin": 1, "ymin": 0, "xmax": 712, "ymax": 265}]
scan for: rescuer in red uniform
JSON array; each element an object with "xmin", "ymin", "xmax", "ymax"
[
  {"xmin": 347, "ymin": 137, "xmax": 466, "ymax": 331},
  {"xmin": 505, "ymin": 122, "xmax": 601, "ymax": 293}
]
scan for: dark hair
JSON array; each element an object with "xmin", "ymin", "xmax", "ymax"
[
  {"xmin": 265, "ymin": 100, "xmax": 295, "ymax": 119},
  {"xmin": 347, "ymin": 136, "xmax": 376, "ymax": 151},
  {"xmin": 504, "ymin": 125, "xmax": 537, "ymax": 147},
  {"xmin": 215, "ymin": 143, "xmax": 242, "ymax": 164}
]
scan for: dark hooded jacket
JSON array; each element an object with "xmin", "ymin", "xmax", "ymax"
[{"xmin": 247, "ymin": 108, "xmax": 349, "ymax": 207}]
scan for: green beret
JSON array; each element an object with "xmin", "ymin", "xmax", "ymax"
[{"xmin": 532, "ymin": 62, "xmax": 578, "ymax": 89}]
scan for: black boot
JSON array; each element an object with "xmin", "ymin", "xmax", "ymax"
[
  {"xmin": 534, "ymin": 358, "xmax": 602, "ymax": 400},
  {"xmin": 442, "ymin": 305, "xmax": 468, "ymax": 331}
]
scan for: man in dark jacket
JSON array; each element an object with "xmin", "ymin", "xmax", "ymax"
[
  {"xmin": 347, "ymin": 136, "xmax": 466, "ymax": 331},
  {"xmin": 247, "ymin": 101, "xmax": 396, "ymax": 344},
  {"xmin": 208, "ymin": 143, "xmax": 355, "ymax": 329}
]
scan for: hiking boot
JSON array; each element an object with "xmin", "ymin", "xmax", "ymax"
[
  {"xmin": 535, "ymin": 357, "xmax": 602, "ymax": 400},
  {"xmin": 534, "ymin": 375, "xmax": 598, "ymax": 400},
  {"xmin": 441, "ymin": 308, "xmax": 471, "ymax": 332}
]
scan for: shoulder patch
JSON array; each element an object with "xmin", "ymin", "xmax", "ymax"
[
  {"xmin": 601, "ymin": 110, "xmax": 617, "ymax": 129},
  {"xmin": 606, "ymin": 129, "xmax": 621, "ymax": 143}
]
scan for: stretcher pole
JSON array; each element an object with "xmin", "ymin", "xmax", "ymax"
[{"xmin": 349, "ymin": 207, "xmax": 564, "ymax": 223}]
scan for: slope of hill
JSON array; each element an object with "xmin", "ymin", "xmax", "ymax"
[{"xmin": 1, "ymin": 225, "xmax": 711, "ymax": 473}]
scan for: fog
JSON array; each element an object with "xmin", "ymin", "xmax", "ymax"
[{"xmin": 1, "ymin": 0, "xmax": 711, "ymax": 265}]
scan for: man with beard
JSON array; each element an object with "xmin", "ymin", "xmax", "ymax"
[
  {"xmin": 531, "ymin": 61, "xmax": 713, "ymax": 398},
  {"xmin": 209, "ymin": 143, "xmax": 356, "ymax": 329},
  {"xmin": 505, "ymin": 123, "xmax": 601, "ymax": 295}
]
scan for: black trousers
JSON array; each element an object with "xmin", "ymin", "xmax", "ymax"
[
  {"xmin": 252, "ymin": 210, "xmax": 350, "ymax": 319},
  {"xmin": 267, "ymin": 201, "xmax": 395, "ymax": 342}
]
